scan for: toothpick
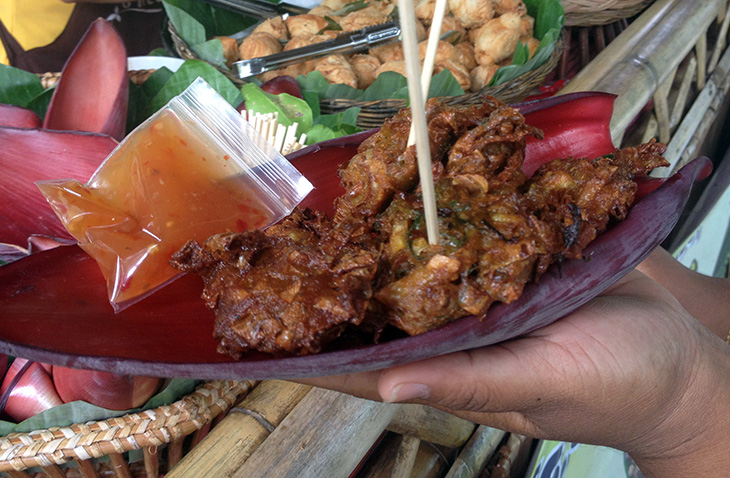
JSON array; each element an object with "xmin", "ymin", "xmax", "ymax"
[
  {"xmin": 408, "ymin": 0, "xmax": 449, "ymax": 147},
  {"xmin": 399, "ymin": 0, "xmax": 440, "ymax": 245},
  {"xmin": 241, "ymin": 109, "xmax": 307, "ymax": 154}
]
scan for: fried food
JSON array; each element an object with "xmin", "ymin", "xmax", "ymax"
[{"xmin": 171, "ymin": 97, "xmax": 669, "ymax": 358}]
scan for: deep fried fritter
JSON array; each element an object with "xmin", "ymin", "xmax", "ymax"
[
  {"xmin": 172, "ymin": 96, "xmax": 669, "ymax": 357},
  {"xmin": 171, "ymin": 209, "xmax": 380, "ymax": 358}
]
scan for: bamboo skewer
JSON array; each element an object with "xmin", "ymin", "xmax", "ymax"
[
  {"xmin": 407, "ymin": 0, "xmax": 449, "ymax": 146},
  {"xmin": 398, "ymin": 0, "xmax": 440, "ymax": 245}
]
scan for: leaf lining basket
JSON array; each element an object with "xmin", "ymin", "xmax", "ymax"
[
  {"xmin": 562, "ymin": 0, "xmax": 654, "ymax": 26},
  {"xmin": 168, "ymin": 20, "xmax": 565, "ymax": 129},
  {"xmin": 0, "ymin": 380, "xmax": 255, "ymax": 478}
]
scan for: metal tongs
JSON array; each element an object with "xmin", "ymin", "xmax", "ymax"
[
  {"xmin": 233, "ymin": 20, "xmax": 401, "ymax": 78},
  {"xmin": 198, "ymin": 0, "xmax": 309, "ymax": 18}
]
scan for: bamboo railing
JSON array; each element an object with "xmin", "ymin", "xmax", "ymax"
[{"xmin": 560, "ymin": 0, "xmax": 730, "ymax": 172}]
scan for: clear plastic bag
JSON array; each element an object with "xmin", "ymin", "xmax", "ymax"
[{"xmin": 37, "ymin": 78, "xmax": 313, "ymax": 312}]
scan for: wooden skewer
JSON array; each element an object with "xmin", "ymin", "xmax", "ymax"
[
  {"xmin": 398, "ymin": 0, "xmax": 440, "ymax": 245},
  {"xmin": 408, "ymin": 0, "xmax": 449, "ymax": 146}
]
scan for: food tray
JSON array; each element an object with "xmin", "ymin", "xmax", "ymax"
[
  {"xmin": 0, "ymin": 380, "xmax": 254, "ymax": 477},
  {"xmin": 562, "ymin": 0, "xmax": 654, "ymax": 26}
]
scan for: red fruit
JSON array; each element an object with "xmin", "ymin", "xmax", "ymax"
[
  {"xmin": 261, "ymin": 75, "xmax": 303, "ymax": 99},
  {"xmin": 53, "ymin": 366, "xmax": 161, "ymax": 410},
  {"xmin": 0, "ymin": 358, "xmax": 63, "ymax": 422}
]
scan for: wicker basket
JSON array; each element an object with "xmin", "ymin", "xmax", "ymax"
[
  {"xmin": 0, "ymin": 380, "xmax": 256, "ymax": 478},
  {"xmin": 562, "ymin": 0, "xmax": 654, "ymax": 26},
  {"xmin": 322, "ymin": 31, "xmax": 566, "ymax": 129},
  {"xmin": 168, "ymin": 20, "xmax": 565, "ymax": 129}
]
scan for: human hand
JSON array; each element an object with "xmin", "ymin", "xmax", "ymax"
[{"xmin": 301, "ymin": 269, "xmax": 730, "ymax": 476}]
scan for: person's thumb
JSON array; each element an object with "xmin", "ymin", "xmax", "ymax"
[{"xmin": 377, "ymin": 341, "xmax": 557, "ymax": 413}]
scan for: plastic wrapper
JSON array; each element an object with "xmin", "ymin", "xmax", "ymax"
[{"xmin": 37, "ymin": 78, "xmax": 313, "ymax": 311}]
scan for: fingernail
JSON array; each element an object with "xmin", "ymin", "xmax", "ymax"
[{"xmin": 385, "ymin": 383, "xmax": 430, "ymax": 403}]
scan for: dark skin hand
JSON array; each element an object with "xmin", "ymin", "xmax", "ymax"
[{"xmin": 300, "ymin": 261, "xmax": 730, "ymax": 477}]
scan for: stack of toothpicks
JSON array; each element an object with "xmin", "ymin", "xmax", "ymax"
[{"xmin": 241, "ymin": 110, "xmax": 307, "ymax": 155}]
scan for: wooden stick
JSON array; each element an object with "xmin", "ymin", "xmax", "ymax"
[
  {"xmin": 408, "ymin": 0, "xmax": 449, "ymax": 146},
  {"xmin": 398, "ymin": 0, "xmax": 440, "ymax": 245}
]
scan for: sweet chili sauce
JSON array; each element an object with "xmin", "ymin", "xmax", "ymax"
[{"xmin": 38, "ymin": 109, "xmax": 275, "ymax": 310}]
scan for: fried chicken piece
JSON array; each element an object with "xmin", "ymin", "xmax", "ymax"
[{"xmin": 170, "ymin": 209, "xmax": 380, "ymax": 357}]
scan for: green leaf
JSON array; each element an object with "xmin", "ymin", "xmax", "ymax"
[
  {"xmin": 164, "ymin": 2, "xmax": 206, "ymax": 45},
  {"xmin": 296, "ymin": 71, "xmax": 330, "ymax": 94},
  {"xmin": 241, "ymin": 83, "xmax": 313, "ymax": 132},
  {"xmin": 331, "ymin": 0, "xmax": 370, "ymax": 16},
  {"xmin": 127, "ymin": 67, "xmax": 175, "ymax": 131},
  {"xmin": 141, "ymin": 60, "xmax": 244, "ymax": 119},
  {"xmin": 306, "ymin": 124, "xmax": 336, "ymax": 144},
  {"xmin": 315, "ymin": 106, "xmax": 361, "ymax": 130},
  {"xmin": 211, "ymin": 5, "xmax": 258, "ymax": 36},
  {"xmin": 25, "ymin": 88, "xmax": 54, "ymax": 120},
  {"xmin": 297, "ymin": 71, "xmax": 363, "ymax": 100},
  {"xmin": 360, "ymin": 72, "xmax": 408, "ymax": 101},
  {"xmin": 191, "ymin": 38, "xmax": 229, "ymax": 69},
  {"xmin": 427, "ymin": 69, "xmax": 465, "ymax": 97},
  {"xmin": 0, "ymin": 64, "xmax": 45, "ymax": 107},
  {"xmin": 321, "ymin": 16, "xmax": 343, "ymax": 33},
  {"xmin": 302, "ymin": 90, "xmax": 322, "ymax": 117},
  {"xmin": 525, "ymin": 0, "xmax": 564, "ymax": 40},
  {"xmin": 488, "ymin": 0, "xmax": 563, "ymax": 87},
  {"xmin": 512, "ymin": 42, "xmax": 531, "ymax": 66},
  {"xmin": 147, "ymin": 48, "xmax": 171, "ymax": 56}
]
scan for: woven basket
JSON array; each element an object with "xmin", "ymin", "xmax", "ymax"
[
  {"xmin": 168, "ymin": 21, "xmax": 244, "ymax": 86},
  {"xmin": 321, "ymin": 31, "xmax": 566, "ymax": 129},
  {"xmin": 562, "ymin": 0, "xmax": 654, "ymax": 26},
  {"xmin": 0, "ymin": 380, "xmax": 255, "ymax": 478},
  {"xmin": 168, "ymin": 20, "xmax": 565, "ymax": 129}
]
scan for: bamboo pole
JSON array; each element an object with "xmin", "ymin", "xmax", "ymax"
[
  {"xmin": 387, "ymin": 404, "xmax": 476, "ymax": 448},
  {"xmin": 357, "ymin": 433, "xmax": 451, "ymax": 478},
  {"xmin": 390, "ymin": 435, "xmax": 421, "ymax": 478},
  {"xmin": 709, "ymin": 4, "xmax": 730, "ymax": 72},
  {"xmin": 166, "ymin": 380, "xmax": 311, "ymax": 478},
  {"xmin": 656, "ymin": 44, "xmax": 730, "ymax": 175},
  {"xmin": 5, "ymin": 471, "xmax": 31, "ymax": 478},
  {"xmin": 231, "ymin": 388, "xmax": 400, "ymax": 477},
  {"xmin": 489, "ymin": 434, "xmax": 532, "ymax": 478},
  {"xmin": 670, "ymin": 56, "xmax": 698, "ymax": 130},
  {"xmin": 559, "ymin": 0, "xmax": 726, "ymax": 143},
  {"xmin": 77, "ymin": 458, "xmax": 100, "ymax": 478},
  {"xmin": 109, "ymin": 453, "xmax": 133, "ymax": 478},
  {"xmin": 444, "ymin": 426, "xmax": 506, "ymax": 478}
]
